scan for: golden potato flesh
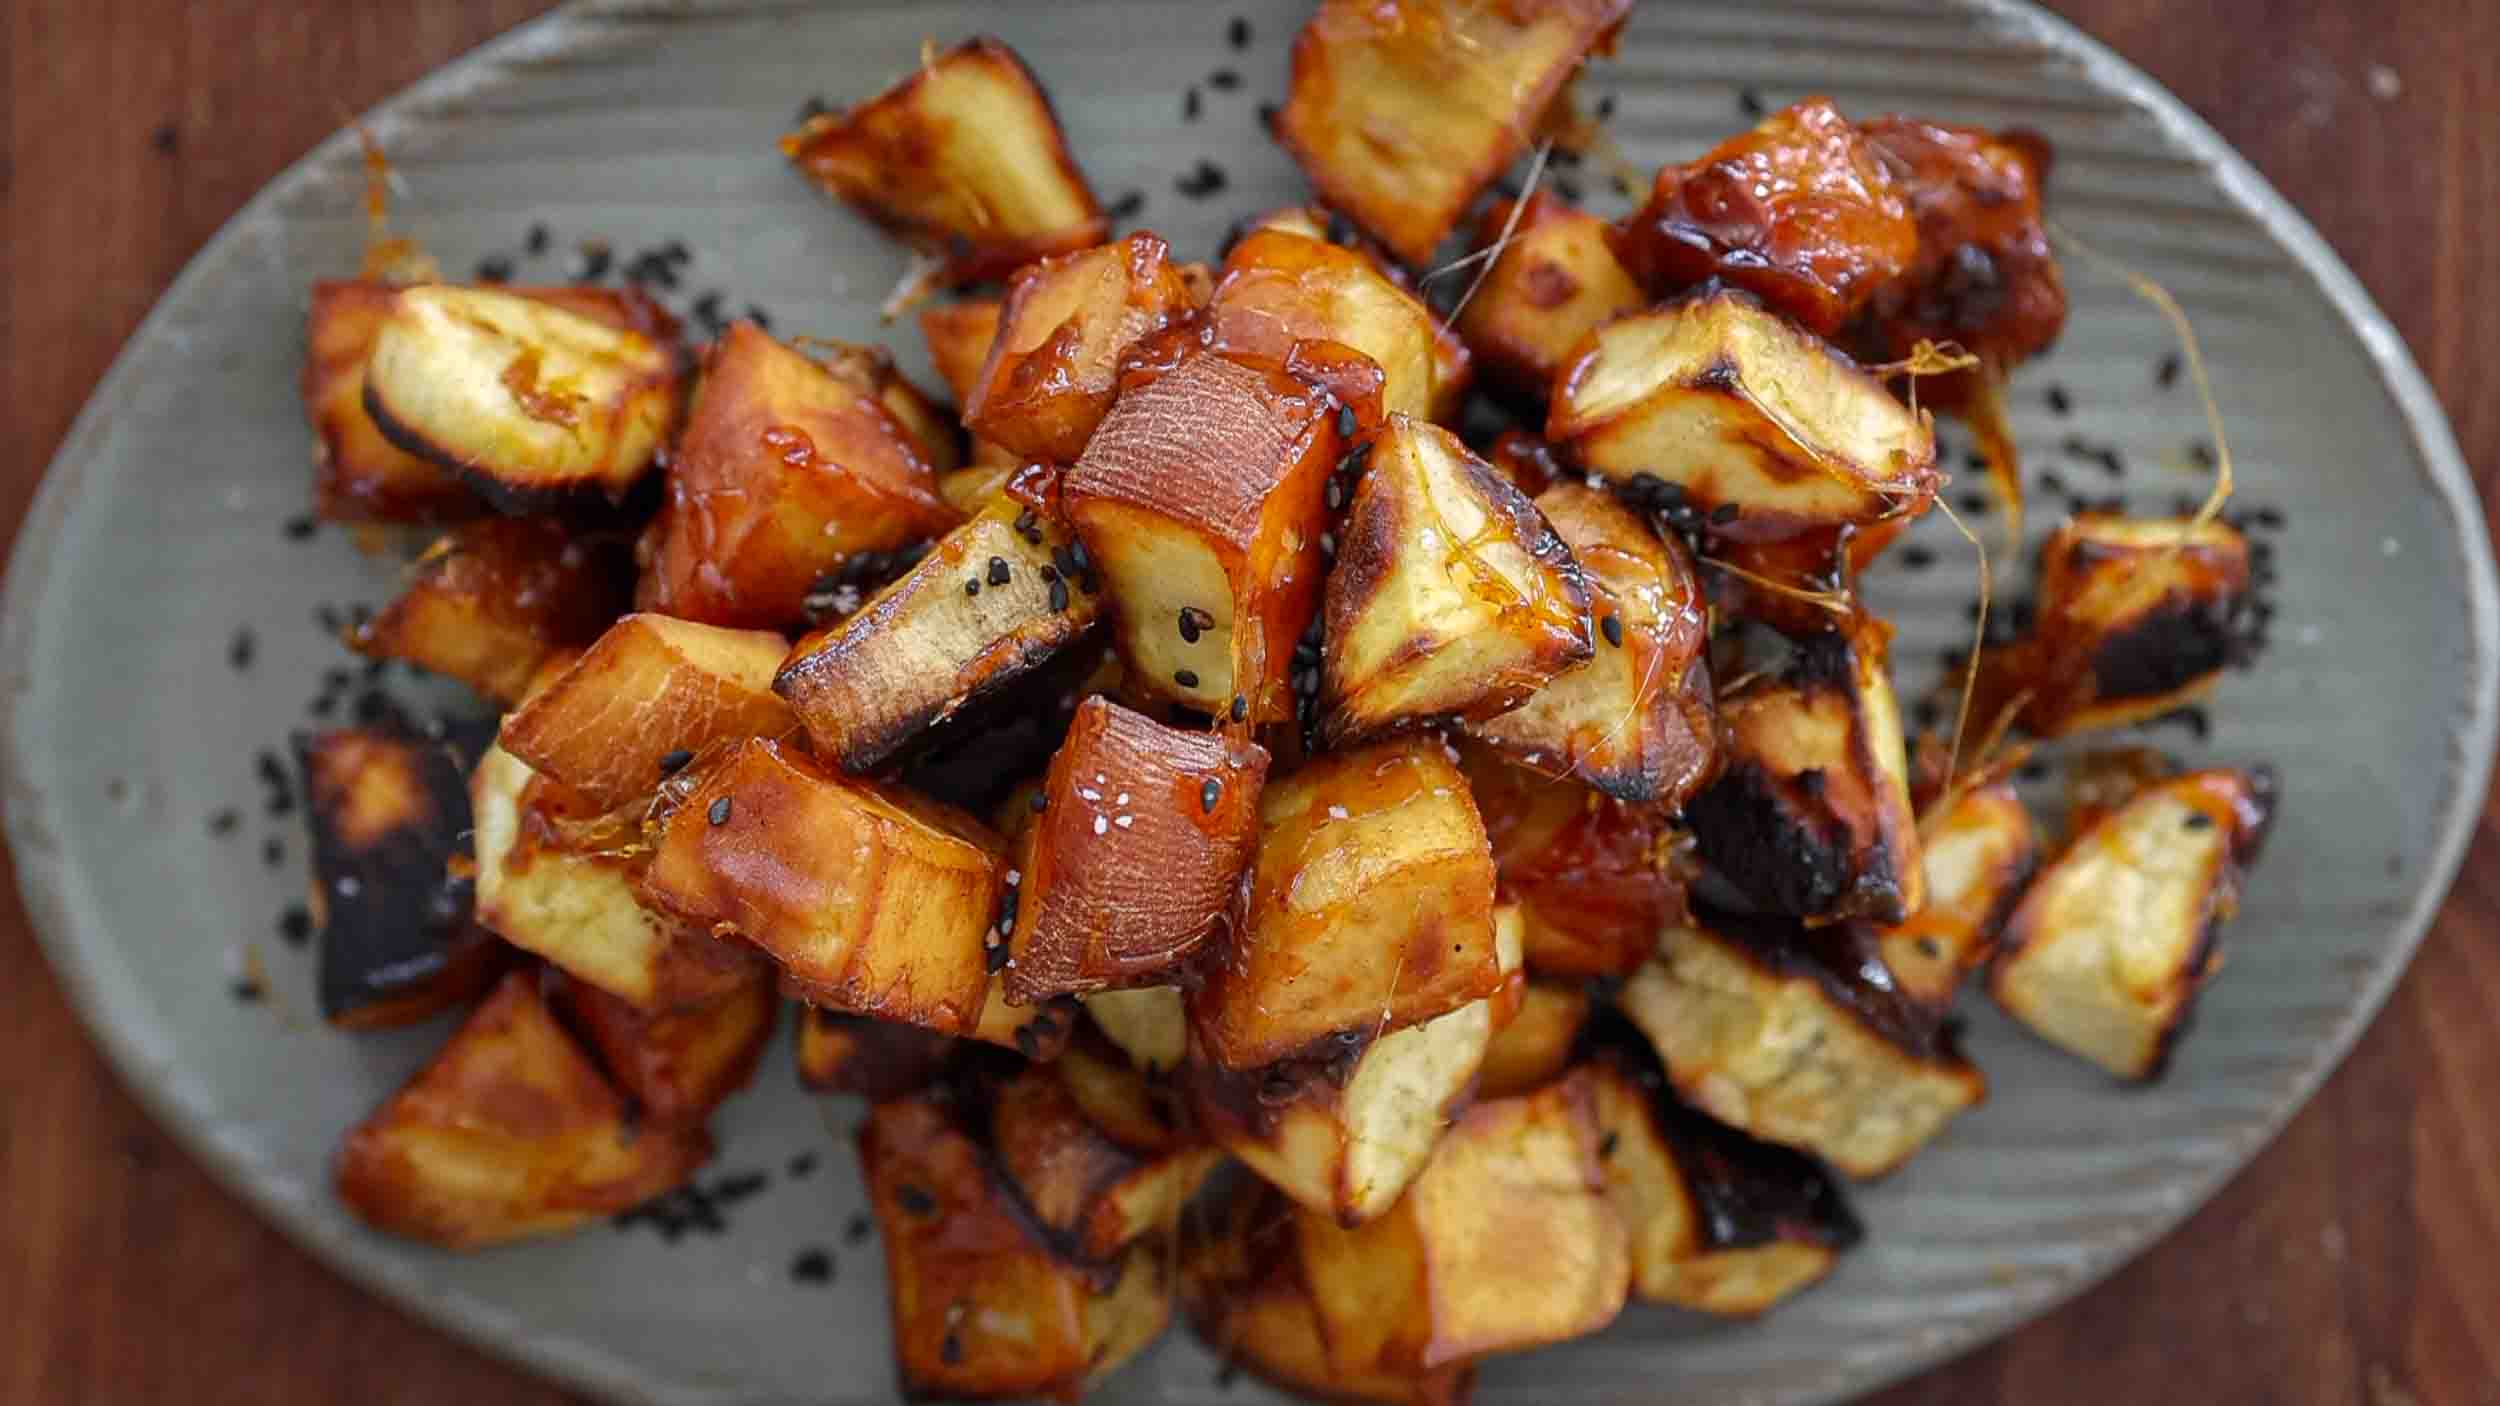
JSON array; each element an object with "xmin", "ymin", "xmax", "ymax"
[
  {"xmin": 1454, "ymin": 192, "xmax": 1647, "ymax": 401},
  {"xmin": 919, "ymin": 297, "xmax": 1006, "ymax": 403},
  {"xmin": 860, "ymin": 1094, "xmax": 1170, "ymax": 1401},
  {"xmin": 782, "ymin": 37, "xmax": 1105, "ymax": 285},
  {"xmin": 347, "ymin": 516, "xmax": 628, "ymax": 707},
  {"xmin": 496, "ymin": 612, "xmax": 794, "ymax": 812},
  {"xmin": 1191, "ymin": 735, "xmax": 1503, "ymax": 1068},
  {"xmin": 1549, "ymin": 289, "xmax": 1939, "ymax": 541},
  {"xmin": 1619, "ymin": 915, "xmax": 1983, "ymax": 1178},
  {"xmin": 1063, "ymin": 349, "xmax": 1346, "ymax": 722},
  {"xmin": 984, "ymin": 1049, "xmax": 1223, "ymax": 1260},
  {"xmin": 1580, "ymin": 1021, "xmax": 1862, "ymax": 1315},
  {"xmin": 1204, "ymin": 228, "xmax": 1469, "ymax": 422},
  {"xmin": 773, "ymin": 489, "xmax": 1100, "ymax": 771},
  {"xmin": 641, "ymin": 738, "xmax": 1002, "ymax": 1032},
  {"xmin": 816, "ymin": 338, "xmax": 966, "ymax": 474},
  {"xmin": 1005, "ymin": 696, "xmax": 1269, "ymax": 1002},
  {"xmin": 636, "ymin": 321, "xmax": 960, "ymax": 628},
  {"xmin": 1876, "ymin": 781, "xmax": 2035, "ymax": 1011},
  {"xmin": 1081, "ymin": 985, "xmax": 1189, "ymax": 1074},
  {"xmin": 363, "ymin": 284, "xmax": 682, "ymax": 510},
  {"xmin": 1466, "ymin": 484, "xmax": 1716, "ymax": 805},
  {"xmin": 964, "ymin": 232, "xmax": 1203, "ymax": 463},
  {"xmin": 1684, "ymin": 625, "xmax": 1926, "ymax": 925},
  {"xmin": 1478, "ymin": 979, "xmax": 1593, "ymax": 1098},
  {"xmin": 1458, "ymin": 737, "xmax": 1688, "ymax": 977},
  {"xmin": 553, "ymin": 968, "xmax": 777, "ymax": 1129},
  {"xmin": 335, "ymin": 970, "xmax": 710, "ymax": 1250},
  {"xmin": 1273, "ymin": 0, "xmax": 1634, "ymax": 267},
  {"xmin": 1965, "ymin": 513, "xmax": 2254, "ymax": 739},
  {"xmin": 1321, "ymin": 416, "xmax": 1593, "ymax": 742},
  {"xmin": 1990, "ymin": 766, "xmax": 2275, "ymax": 1080},
  {"xmin": 470, "ymin": 743, "xmax": 754, "ymax": 1012}
]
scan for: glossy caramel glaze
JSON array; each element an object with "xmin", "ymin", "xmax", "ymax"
[{"xmin": 1850, "ymin": 116, "xmax": 2068, "ymax": 375}]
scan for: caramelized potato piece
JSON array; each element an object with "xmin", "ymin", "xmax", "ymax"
[
  {"xmin": 1704, "ymin": 516, "xmax": 1907, "ymax": 637},
  {"xmin": 296, "ymin": 722, "xmax": 506, "ymax": 1028},
  {"xmin": 635, "ymin": 321, "xmax": 959, "ymax": 628},
  {"xmin": 1478, "ymin": 979, "xmax": 1593, "ymax": 1098},
  {"xmin": 1581, "ymin": 1017, "xmax": 1862, "ymax": 1315},
  {"xmin": 986, "ymin": 1047, "xmax": 1224, "ymax": 1259},
  {"xmin": 348, "ymin": 517, "xmax": 628, "ymax": 706},
  {"xmin": 819, "ymin": 339, "xmax": 966, "ymax": 475},
  {"xmin": 1204, "ymin": 228, "xmax": 1469, "ymax": 422},
  {"xmin": 1454, "ymin": 192, "xmax": 1647, "ymax": 400},
  {"xmin": 795, "ymin": 1006, "xmax": 957, "ymax": 1101},
  {"xmin": 1064, "ymin": 349, "xmax": 1346, "ymax": 722},
  {"xmin": 919, "ymin": 298, "xmax": 1006, "ymax": 403},
  {"xmin": 470, "ymin": 743, "xmax": 754, "ymax": 1011},
  {"xmin": 1006, "ymin": 697, "xmax": 1269, "ymax": 1002},
  {"xmin": 364, "ymin": 285, "xmax": 681, "ymax": 510},
  {"xmin": 1990, "ymin": 766, "xmax": 2275, "ymax": 1079},
  {"xmin": 1965, "ymin": 514, "xmax": 2253, "ymax": 739},
  {"xmin": 303, "ymin": 280, "xmax": 482, "ymax": 523},
  {"xmin": 1854, "ymin": 116, "xmax": 2067, "ymax": 370},
  {"xmin": 782, "ymin": 38, "xmax": 1105, "ymax": 285},
  {"xmin": 1193, "ymin": 736, "xmax": 1504, "ymax": 1068},
  {"xmin": 1876, "ymin": 781, "xmax": 2035, "ymax": 1011},
  {"xmin": 1459, "ymin": 738, "xmax": 1686, "ymax": 977},
  {"xmin": 861, "ymin": 1093, "xmax": 1170, "ymax": 1400},
  {"xmin": 775, "ymin": 490, "xmax": 1100, "ymax": 771},
  {"xmin": 554, "ymin": 969, "xmax": 777, "ymax": 1127},
  {"xmin": 937, "ymin": 451, "xmax": 1023, "ymax": 515},
  {"xmin": 1612, "ymin": 98, "xmax": 1915, "ymax": 336},
  {"xmin": 1620, "ymin": 914, "xmax": 1984, "ymax": 1177},
  {"xmin": 642, "ymin": 739, "xmax": 1002, "ymax": 1032},
  {"xmin": 336, "ymin": 971, "xmax": 710, "ymax": 1249},
  {"xmin": 497, "ymin": 613, "xmax": 794, "ymax": 810},
  {"xmin": 1081, "ymin": 985, "xmax": 1190, "ymax": 1074},
  {"xmin": 1467, "ymin": 484, "xmax": 1715, "ymax": 805},
  {"xmin": 1180, "ymin": 1186, "xmax": 1475, "ymax": 1406},
  {"xmin": 1274, "ymin": 0, "xmax": 1633, "ymax": 267},
  {"xmin": 1685, "ymin": 626, "xmax": 1925, "ymax": 925},
  {"xmin": 1551, "ymin": 289, "xmax": 1939, "ymax": 540},
  {"xmin": 1321, "ymin": 416, "xmax": 1593, "ymax": 742},
  {"xmin": 964, "ymin": 232, "xmax": 1202, "ymax": 462}
]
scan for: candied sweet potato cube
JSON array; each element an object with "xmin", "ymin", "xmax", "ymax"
[
  {"xmin": 782, "ymin": 38, "xmax": 1105, "ymax": 285},
  {"xmin": 1005, "ymin": 696, "xmax": 1270, "ymax": 1002},
  {"xmin": 964, "ymin": 232, "xmax": 1202, "ymax": 463},
  {"xmin": 1854, "ymin": 115, "xmax": 2067, "ymax": 370},
  {"xmin": 1458, "ymin": 737, "xmax": 1688, "ymax": 977},
  {"xmin": 1478, "ymin": 978, "xmax": 1593, "ymax": 1098},
  {"xmin": 1875, "ymin": 780, "xmax": 2034, "ymax": 1011},
  {"xmin": 348, "ymin": 517, "xmax": 628, "ymax": 707},
  {"xmin": 554, "ymin": 969, "xmax": 777, "ymax": 1128},
  {"xmin": 986, "ymin": 1050, "xmax": 1223, "ymax": 1260},
  {"xmin": 919, "ymin": 297, "xmax": 1006, "ymax": 403},
  {"xmin": 1467, "ymin": 484, "xmax": 1715, "ymax": 805},
  {"xmin": 641, "ymin": 739, "xmax": 1002, "ymax": 1032},
  {"xmin": 1192, "ymin": 736, "xmax": 1504, "ymax": 1068},
  {"xmin": 335, "ymin": 970, "xmax": 710, "ymax": 1249},
  {"xmin": 1454, "ymin": 192, "xmax": 1647, "ymax": 400},
  {"xmin": 303, "ymin": 280, "xmax": 482, "ymax": 523},
  {"xmin": 1081, "ymin": 984, "xmax": 1190, "ymax": 1074},
  {"xmin": 1063, "ymin": 349, "xmax": 1345, "ymax": 722},
  {"xmin": 1204, "ymin": 228, "xmax": 1469, "ymax": 422},
  {"xmin": 496, "ymin": 612, "xmax": 794, "ymax": 811},
  {"xmin": 1273, "ymin": 0, "xmax": 1633, "ymax": 267}
]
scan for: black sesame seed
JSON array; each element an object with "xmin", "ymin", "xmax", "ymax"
[
  {"xmin": 525, "ymin": 223, "xmax": 550, "ymax": 255},
  {"xmin": 2095, "ymin": 448, "xmax": 2126, "ymax": 478},
  {"xmin": 940, "ymin": 1333, "xmax": 965, "ymax": 1366},
  {"xmin": 788, "ymin": 1152, "xmax": 818, "ymax": 1179},
  {"xmin": 1709, "ymin": 502, "xmax": 1741, "ymax": 525},
  {"xmin": 1900, "ymin": 544, "xmax": 1937, "ymax": 570},
  {"xmin": 278, "ymin": 905, "xmax": 312, "ymax": 946},
  {"xmin": 1038, "ymin": 563, "xmax": 1059, "ymax": 584},
  {"xmin": 1598, "ymin": 1130, "xmax": 1619, "ymax": 1160},
  {"xmin": 2156, "ymin": 354, "xmax": 2182, "ymax": 389},
  {"xmin": 2188, "ymin": 441, "xmax": 2217, "ymax": 471},
  {"xmin": 1916, "ymin": 936, "xmax": 1943, "ymax": 958},
  {"xmin": 2046, "ymin": 384, "xmax": 2072, "ymax": 415},
  {"xmin": 230, "ymin": 979, "xmax": 264, "ymax": 1004},
  {"xmin": 708, "ymin": 796, "xmax": 733, "ymax": 826},
  {"xmin": 1178, "ymin": 607, "xmax": 1208, "ymax": 643},
  {"xmin": 1228, "ymin": 17, "xmax": 1252, "ymax": 48},
  {"xmin": 1069, "ymin": 541, "xmax": 1091, "ymax": 573},
  {"xmin": 227, "ymin": 627, "xmax": 256, "ymax": 671},
  {"xmin": 1737, "ymin": 87, "xmax": 1766, "ymax": 118},
  {"xmin": 1230, "ymin": 695, "xmax": 1248, "ymax": 723},
  {"xmin": 1183, "ymin": 87, "xmax": 1204, "ymax": 121},
  {"xmin": 150, "ymin": 122, "xmax": 179, "ymax": 154},
  {"xmin": 1175, "ymin": 668, "xmax": 1200, "ymax": 688},
  {"xmin": 1256, "ymin": 100, "xmax": 1279, "ymax": 129},
  {"xmin": 1337, "ymin": 404, "xmax": 1358, "ymax": 439},
  {"xmin": 576, "ymin": 244, "xmax": 612, "ymax": 281},
  {"xmin": 208, "ymin": 808, "xmax": 241, "ymax": 837},
  {"xmin": 262, "ymin": 837, "xmax": 284, "ymax": 868},
  {"xmin": 1176, "ymin": 159, "xmax": 1229, "ymax": 199},
  {"xmin": 963, "ymin": 577, "xmax": 980, "ymax": 597},
  {"xmin": 2183, "ymin": 811, "xmax": 2215, "ymax": 831},
  {"xmin": 790, "ymin": 1248, "xmax": 834, "ymax": 1285},
  {"xmin": 281, "ymin": 513, "xmax": 318, "ymax": 542},
  {"xmin": 1048, "ymin": 578, "xmax": 1071, "ymax": 612},
  {"xmin": 1030, "ymin": 790, "xmax": 1049, "ymax": 813},
  {"xmin": 1208, "ymin": 68, "xmax": 1242, "ymax": 91},
  {"xmin": 1958, "ymin": 491, "xmax": 1989, "ymax": 516},
  {"xmin": 1600, "ymin": 614, "xmax": 1624, "ymax": 648},
  {"xmin": 475, "ymin": 257, "xmax": 514, "ymax": 284},
  {"xmin": 1596, "ymin": 93, "xmax": 1618, "ymax": 120},
  {"xmin": 658, "ymin": 748, "xmax": 694, "ymax": 774},
  {"xmin": 987, "ymin": 556, "xmax": 1011, "ymax": 587},
  {"xmin": 795, "ymin": 94, "xmax": 831, "ymax": 125},
  {"xmin": 1202, "ymin": 778, "xmax": 1223, "ymax": 813},
  {"xmin": 844, "ymin": 1212, "xmax": 874, "ymax": 1245},
  {"xmin": 1107, "ymin": 189, "xmax": 1146, "ymax": 222},
  {"xmin": 987, "ymin": 940, "xmax": 1012, "ymax": 972},
  {"xmin": 897, "ymin": 1185, "xmax": 936, "ymax": 1216}
]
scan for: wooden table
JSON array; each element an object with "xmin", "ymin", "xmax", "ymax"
[{"xmin": 3, "ymin": 2, "xmax": 2494, "ymax": 1402}]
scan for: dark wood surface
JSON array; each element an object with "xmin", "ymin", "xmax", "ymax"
[{"xmin": 3, "ymin": 2, "xmax": 2495, "ymax": 1402}]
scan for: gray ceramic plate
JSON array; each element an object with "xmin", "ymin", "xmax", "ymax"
[{"xmin": 4, "ymin": 1, "xmax": 2492, "ymax": 1403}]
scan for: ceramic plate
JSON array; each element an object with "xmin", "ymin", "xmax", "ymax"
[{"xmin": 5, "ymin": 2, "xmax": 2492, "ymax": 1403}]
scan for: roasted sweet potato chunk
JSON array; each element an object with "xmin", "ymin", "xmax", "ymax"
[
  {"xmin": 1478, "ymin": 978, "xmax": 1592, "ymax": 1098},
  {"xmin": 1273, "ymin": 0, "xmax": 1633, "ymax": 267},
  {"xmin": 641, "ymin": 738, "xmax": 1003, "ymax": 1032},
  {"xmin": 1619, "ymin": 914, "xmax": 1983, "ymax": 1178},
  {"xmin": 1876, "ymin": 780, "xmax": 2034, "ymax": 1011},
  {"xmin": 1853, "ymin": 116, "xmax": 2067, "ymax": 371},
  {"xmin": 303, "ymin": 280, "xmax": 482, "ymax": 523},
  {"xmin": 919, "ymin": 297, "xmax": 1006, "ymax": 403},
  {"xmin": 774, "ymin": 489, "xmax": 1100, "ymax": 771},
  {"xmin": 1612, "ymin": 98, "xmax": 1915, "ymax": 337},
  {"xmin": 1321, "ymin": 416, "xmax": 1593, "ymax": 742},
  {"xmin": 363, "ymin": 284, "xmax": 682, "ymax": 510},
  {"xmin": 964, "ymin": 232, "xmax": 1202, "ymax": 463},
  {"xmin": 1081, "ymin": 985, "xmax": 1190, "ymax": 1074},
  {"xmin": 1990, "ymin": 765, "xmax": 2274, "ymax": 1079},
  {"xmin": 985, "ymin": 1046, "xmax": 1224, "ymax": 1260},
  {"xmin": 296, "ymin": 721, "xmax": 506, "ymax": 1027},
  {"xmin": 1551, "ymin": 289, "xmax": 1939, "ymax": 541},
  {"xmin": 861, "ymin": 1092, "xmax": 1171, "ymax": 1400},
  {"xmin": 1005, "ymin": 696, "xmax": 1269, "ymax": 1002},
  {"xmin": 1580, "ymin": 1016, "xmax": 1862, "ymax": 1315},
  {"xmin": 1454, "ymin": 192, "xmax": 1647, "ymax": 400},
  {"xmin": 336, "ymin": 970, "xmax": 710, "ymax": 1249},
  {"xmin": 1204, "ymin": 228, "xmax": 1469, "ymax": 422},
  {"xmin": 1963, "ymin": 514, "xmax": 2253, "ymax": 739},
  {"xmin": 1459, "ymin": 738, "xmax": 1687, "ymax": 977},
  {"xmin": 348, "ymin": 517, "xmax": 629, "ymax": 706},
  {"xmin": 1064, "ymin": 348, "xmax": 1347, "ymax": 722},
  {"xmin": 782, "ymin": 38, "xmax": 1105, "ymax": 285},
  {"xmin": 1193, "ymin": 736, "xmax": 1504, "ymax": 1068},
  {"xmin": 1685, "ymin": 625, "xmax": 1925, "ymax": 925},
  {"xmin": 1467, "ymin": 484, "xmax": 1715, "ymax": 805},
  {"xmin": 634, "ymin": 321, "xmax": 959, "ymax": 628},
  {"xmin": 554, "ymin": 969, "xmax": 777, "ymax": 1128},
  {"xmin": 795, "ymin": 1006, "xmax": 958, "ymax": 1101}
]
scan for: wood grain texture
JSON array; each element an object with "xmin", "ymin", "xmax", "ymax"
[{"xmin": 1, "ymin": 3, "xmax": 2494, "ymax": 1405}]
